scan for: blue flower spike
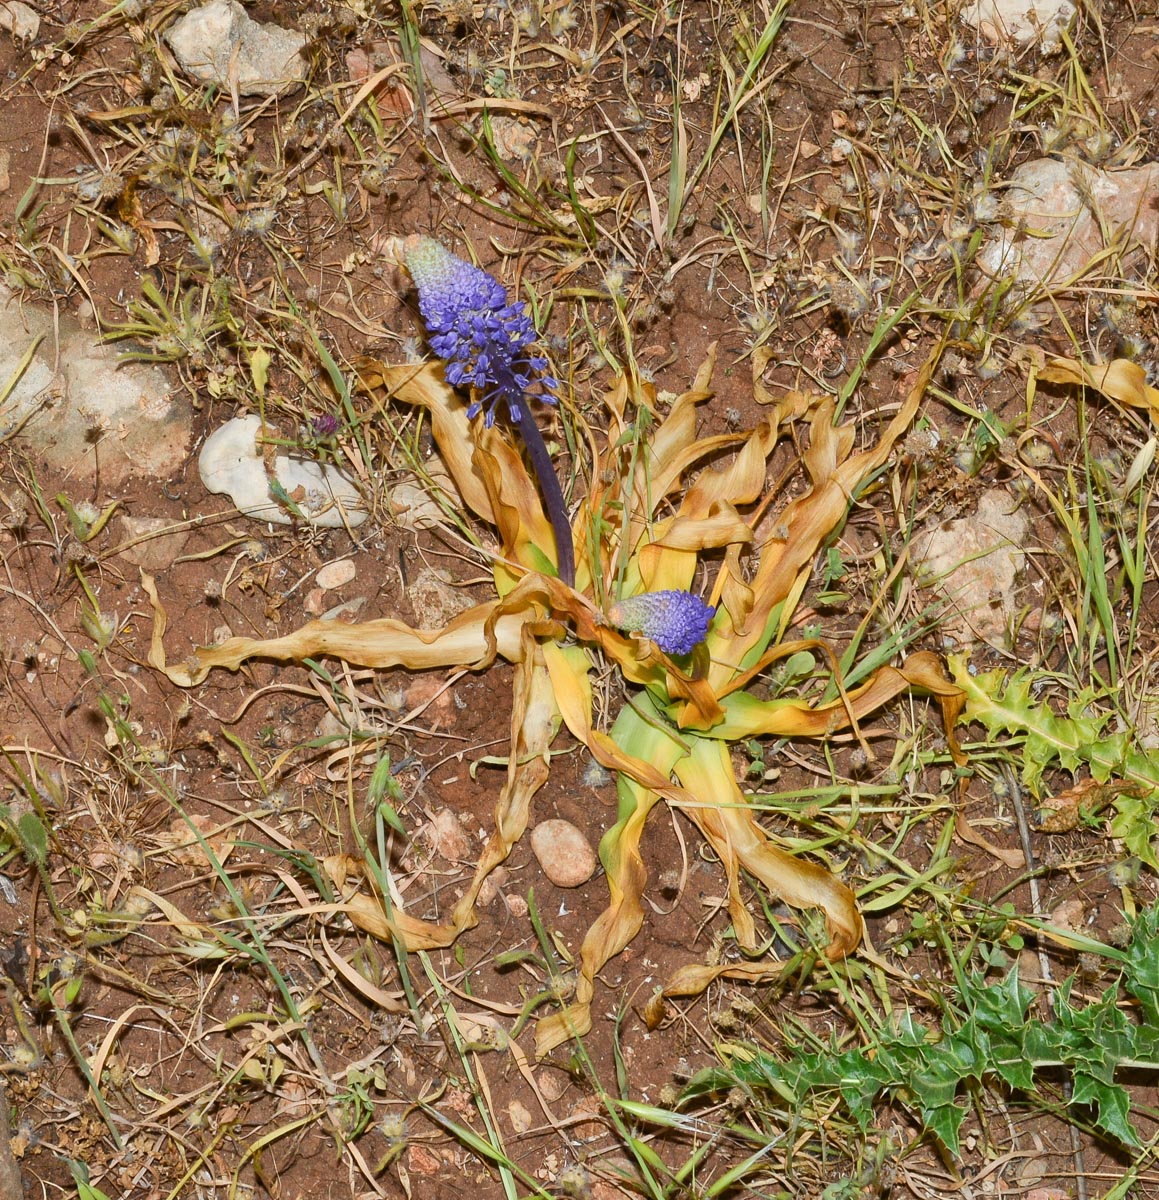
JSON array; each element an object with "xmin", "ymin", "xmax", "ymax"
[
  {"xmin": 607, "ymin": 590, "xmax": 715, "ymax": 656},
  {"xmin": 402, "ymin": 236, "xmax": 575, "ymax": 586},
  {"xmin": 404, "ymin": 237, "xmax": 558, "ymax": 426}
]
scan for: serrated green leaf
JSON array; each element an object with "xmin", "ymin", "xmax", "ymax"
[
  {"xmin": 1123, "ymin": 908, "xmax": 1159, "ymax": 1023},
  {"xmin": 949, "ymin": 660, "xmax": 1120, "ymax": 792},
  {"xmin": 1073, "ymin": 1073, "xmax": 1138, "ymax": 1146},
  {"xmin": 989, "ymin": 1045, "xmax": 1034, "ymax": 1091},
  {"xmin": 948, "ymin": 658, "xmax": 1159, "ymax": 865},
  {"xmin": 678, "ymin": 921, "xmax": 1159, "ymax": 1155},
  {"xmin": 1111, "ymin": 795, "xmax": 1159, "ymax": 871},
  {"xmin": 925, "ymin": 1103, "xmax": 967, "ymax": 1155}
]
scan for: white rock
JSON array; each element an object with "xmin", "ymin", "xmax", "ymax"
[
  {"xmin": 914, "ymin": 488, "xmax": 1029, "ymax": 649},
  {"xmin": 0, "ymin": 286, "xmax": 190, "ymax": 485},
  {"xmin": 978, "ymin": 159, "xmax": 1159, "ymax": 290},
  {"xmin": 961, "ymin": 0, "xmax": 1073, "ymax": 50},
  {"xmin": 315, "ymin": 558, "xmax": 356, "ymax": 590},
  {"xmin": 198, "ymin": 415, "xmax": 368, "ymax": 527},
  {"xmin": 530, "ymin": 819, "xmax": 597, "ymax": 888},
  {"xmin": 165, "ymin": 0, "xmax": 306, "ymax": 98}
]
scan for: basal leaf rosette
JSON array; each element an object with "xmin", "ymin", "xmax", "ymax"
[{"xmin": 144, "ymin": 325, "xmax": 962, "ymax": 1055}]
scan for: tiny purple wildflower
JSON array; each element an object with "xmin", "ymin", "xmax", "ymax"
[
  {"xmin": 607, "ymin": 590, "xmax": 715, "ymax": 656},
  {"xmin": 404, "ymin": 237, "xmax": 557, "ymax": 426},
  {"xmin": 310, "ymin": 413, "xmax": 339, "ymax": 437}
]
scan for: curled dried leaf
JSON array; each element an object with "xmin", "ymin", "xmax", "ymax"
[{"xmin": 1038, "ymin": 356, "xmax": 1159, "ymax": 424}]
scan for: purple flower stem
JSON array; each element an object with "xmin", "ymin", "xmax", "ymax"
[{"xmin": 513, "ymin": 402, "xmax": 575, "ymax": 587}]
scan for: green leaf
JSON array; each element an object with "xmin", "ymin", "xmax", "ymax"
[
  {"xmin": 1073, "ymin": 1072, "xmax": 1137, "ymax": 1146},
  {"xmin": 925, "ymin": 1103, "xmax": 967, "ymax": 1154},
  {"xmin": 1123, "ymin": 907, "xmax": 1159, "ymax": 1024},
  {"xmin": 368, "ymin": 754, "xmax": 407, "ymax": 836},
  {"xmin": 680, "ymin": 938, "xmax": 1159, "ymax": 1155},
  {"xmin": 1110, "ymin": 794, "xmax": 1159, "ymax": 871},
  {"xmin": 948, "ymin": 657, "xmax": 1159, "ymax": 867},
  {"xmin": 16, "ymin": 811, "xmax": 48, "ymax": 866},
  {"xmin": 522, "ymin": 540, "xmax": 558, "ymax": 578},
  {"xmin": 68, "ymin": 1160, "xmax": 116, "ymax": 1200},
  {"xmin": 778, "ymin": 650, "xmax": 817, "ymax": 685},
  {"xmin": 267, "ymin": 478, "xmax": 306, "ymax": 521}
]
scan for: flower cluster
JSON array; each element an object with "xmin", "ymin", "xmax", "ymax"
[
  {"xmin": 404, "ymin": 237, "xmax": 557, "ymax": 425},
  {"xmin": 607, "ymin": 590, "xmax": 715, "ymax": 656}
]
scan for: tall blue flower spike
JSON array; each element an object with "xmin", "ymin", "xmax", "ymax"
[
  {"xmin": 404, "ymin": 238, "xmax": 558, "ymax": 426},
  {"xmin": 404, "ymin": 238, "xmax": 575, "ymax": 587},
  {"xmin": 607, "ymin": 590, "xmax": 715, "ymax": 656}
]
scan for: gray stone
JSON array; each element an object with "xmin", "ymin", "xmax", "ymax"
[
  {"xmin": 198, "ymin": 415, "xmax": 368, "ymax": 527},
  {"xmin": 165, "ymin": 0, "xmax": 306, "ymax": 98},
  {"xmin": 0, "ymin": 287, "xmax": 190, "ymax": 485},
  {"xmin": 978, "ymin": 158, "xmax": 1159, "ymax": 291},
  {"xmin": 914, "ymin": 488, "xmax": 1029, "ymax": 649},
  {"xmin": 406, "ymin": 566, "xmax": 475, "ymax": 631},
  {"xmin": 0, "ymin": 1, "xmax": 38, "ymax": 41}
]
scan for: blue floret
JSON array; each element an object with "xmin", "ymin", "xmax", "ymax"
[
  {"xmin": 404, "ymin": 238, "xmax": 557, "ymax": 425},
  {"xmin": 608, "ymin": 590, "xmax": 715, "ymax": 655}
]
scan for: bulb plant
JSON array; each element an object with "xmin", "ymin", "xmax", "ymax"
[{"xmin": 146, "ymin": 240, "xmax": 963, "ymax": 1055}]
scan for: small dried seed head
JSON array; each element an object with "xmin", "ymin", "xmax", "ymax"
[
  {"xmin": 558, "ymin": 1165, "xmax": 592, "ymax": 1199},
  {"xmin": 829, "ymin": 276, "xmax": 869, "ymax": 321}
]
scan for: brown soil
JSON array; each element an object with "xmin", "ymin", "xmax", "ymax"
[{"xmin": 2, "ymin": 0, "xmax": 1159, "ymax": 1197}]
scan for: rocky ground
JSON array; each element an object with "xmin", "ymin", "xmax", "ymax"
[{"xmin": 2, "ymin": 0, "xmax": 1159, "ymax": 1196}]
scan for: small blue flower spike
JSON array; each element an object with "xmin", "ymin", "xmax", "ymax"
[
  {"xmin": 404, "ymin": 237, "xmax": 558, "ymax": 425},
  {"xmin": 607, "ymin": 590, "xmax": 715, "ymax": 656}
]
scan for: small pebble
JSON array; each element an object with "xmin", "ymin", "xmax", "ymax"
[
  {"xmin": 407, "ymin": 566, "xmax": 474, "ymax": 631},
  {"xmin": 530, "ymin": 819, "xmax": 597, "ymax": 888},
  {"xmin": 316, "ymin": 558, "xmax": 356, "ymax": 590},
  {"xmin": 477, "ymin": 865, "xmax": 509, "ymax": 906},
  {"xmin": 117, "ymin": 515, "xmax": 191, "ymax": 572},
  {"xmin": 507, "ymin": 1099, "xmax": 533, "ymax": 1134},
  {"xmin": 426, "ymin": 808, "xmax": 471, "ymax": 862},
  {"xmin": 536, "ymin": 1069, "xmax": 569, "ymax": 1102}
]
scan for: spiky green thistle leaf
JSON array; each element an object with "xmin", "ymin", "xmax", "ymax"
[
  {"xmin": 948, "ymin": 657, "xmax": 1159, "ymax": 868},
  {"xmin": 682, "ymin": 921, "xmax": 1159, "ymax": 1157}
]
